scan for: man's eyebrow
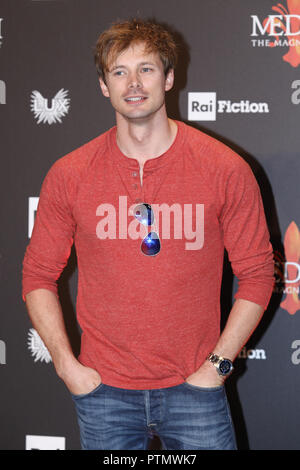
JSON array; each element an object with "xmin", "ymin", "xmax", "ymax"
[
  {"xmin": 109, "ymin": 65, "xmax": 126, "ymax": 72},
  {"xmin": 109, "ymin": 61, "xmax": 157, "ymax": 72},
  {"xmin": 138, "ymin": 61, "xmax": 156, "ymax": 66}
]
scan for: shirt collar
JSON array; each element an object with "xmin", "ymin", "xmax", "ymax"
[{"xmin": 108, "ymin": 120, "xmax": 185, "ymax": 171}]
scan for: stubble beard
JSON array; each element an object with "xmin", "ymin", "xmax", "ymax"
[{"xmin": 117, "ymin": 99, "xmax": 166, "ymax": 125}]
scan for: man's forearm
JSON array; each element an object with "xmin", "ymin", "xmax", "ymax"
[
  {"xmin": 25, "ymin": 288, "xmax": 77, "ymax": 376},
  {"xmin": 186, "ymin": 298, "xmax": 265, "ymax": 386},
  {"xmin": 25, "ymin": 288, "xmax": 102, "ymax": 395},
  {"xmin": 211, "ymin": 298, "xmax": 264, "ymax": 361}
]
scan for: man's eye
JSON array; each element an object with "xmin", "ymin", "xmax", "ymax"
[
  {"xmin": 114, "ymin": 70, "xmax": 125, "ymax": 76},
  {"xmin": 141, "ymin": 67, "xmax": 152, "ymax": 72}
]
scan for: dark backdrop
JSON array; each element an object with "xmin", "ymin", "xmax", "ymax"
[{"xmin": 1, "ymin": 0, "xmax": 299, "ymax": 450}]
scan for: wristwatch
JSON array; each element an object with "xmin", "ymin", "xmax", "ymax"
[{"xmin": 206, "ymin": 352, "xmax": 234, "ymax": 377}]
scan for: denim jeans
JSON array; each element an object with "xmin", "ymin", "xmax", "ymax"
[{"xmin": 71, "ymin": 382, "xmax": 237, "ymax": 450}]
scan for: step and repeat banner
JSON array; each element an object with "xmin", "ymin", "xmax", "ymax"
[{"xmin": 1, "ymin": 0, "xmax": 299, "ymax": 450}]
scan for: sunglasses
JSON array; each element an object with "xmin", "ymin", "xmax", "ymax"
[{"xmin": 133, "ymin": 203, "xmax": 161, "ymax": 256}]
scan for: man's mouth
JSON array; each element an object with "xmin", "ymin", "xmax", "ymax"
[{"xmin": 124, "ymin": 96, "xmax": 147, "ymax": 103}]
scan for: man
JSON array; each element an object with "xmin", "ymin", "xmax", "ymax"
[{"xmin": 22, "ymin": 19, "xmax": 274, "ymax": 450}]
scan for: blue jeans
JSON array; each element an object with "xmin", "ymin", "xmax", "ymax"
[{"xmin": 71, "ymin": 382, "xmax": 237, "ymax": 450}]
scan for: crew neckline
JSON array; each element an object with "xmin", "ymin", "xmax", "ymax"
[{"xmin": 108, "ymin": 120, "xmax": 186, "ymax": 171}]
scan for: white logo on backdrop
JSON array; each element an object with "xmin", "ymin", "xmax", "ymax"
[
  {"xmin": 0, "ymin": 340, "xmax": 6, "ymax": 364},
  {"xmin": 291, "ymin": 80, "xmax": 300, "ymax": 104},
  {"xmin": 251, "ymin": 14, "xmax": 300, "ymax": 47},
  {"xmin": 28, "ymin": 197, "xmax": 39, "ymax": 238},
  {"xmin": 0, "ymin": 18, "xmax": 3, "ymax": 48},
  {"xmin": 30, "ymin": 88, "xmax": 70, "ymax": 124},
  {"xmin": 291, "ymin": 340, "xmax": 300, "ymax": 365},
  {"xmin": 188, "ymin": 92, "xmax": 269, "ymax": 121},
  {"xmin": 26, "ymin": 435, "xmax": 65, "ymax": 450},
  {"xmin": 27, "ymin": 328, "xmax": 52, "ymax": 363},
  {"xmin": 238, "ymin": 347, "xmax": 266, "ymax": 360},
  {"xmin": 0, "ymin": 80, "xmax": 6, "ymax": 104}
]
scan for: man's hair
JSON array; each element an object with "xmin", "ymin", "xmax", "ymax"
[{"xmin": 94, "ymin": 18, "xmax": 178, "ymax": 82}]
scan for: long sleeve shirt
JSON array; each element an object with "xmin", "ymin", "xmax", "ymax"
[{"xmin": 22, "ymin": 121, "xmax": 274, "ymax": 389}]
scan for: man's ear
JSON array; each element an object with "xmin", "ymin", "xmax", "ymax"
[
  {"xmin": 165, "ymin": 68, "xmax": 174, "ymax": 92},
  {"xmin": 99, "ymin": 77, "xmax": 110, "ymax": 98}
]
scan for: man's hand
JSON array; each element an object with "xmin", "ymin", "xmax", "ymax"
[
  {"xmin": 185, "ymin": 360, "xmax": 224, "ymax": 388},
  {"xmin": 58, "ymin": 358, "xmax": 102, "ymax": 396},
  {"xmin": 25, "ymin": 290, "xmax": 102, "ymax": 396},
  {"xmin": 185, "ymin": 299, "xmax": 265, "ymax": 389}
]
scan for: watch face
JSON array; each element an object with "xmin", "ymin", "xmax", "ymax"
[{"xmin": 219, "ymin": 359, "xmax": 232, "ymax": 376}]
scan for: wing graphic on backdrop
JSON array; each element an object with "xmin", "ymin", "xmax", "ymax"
[{"xmin": 30, "ymin": 88, "xmax": 70, "ymax": 124}]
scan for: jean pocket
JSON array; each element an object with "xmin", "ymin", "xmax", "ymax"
[
  {"xmin": 71, "ymin": 382, "xmax": 104, "ymax": 400},
  {"xmin": 182, "ymin": 382, "xmax": 224, "ymax": 392}
]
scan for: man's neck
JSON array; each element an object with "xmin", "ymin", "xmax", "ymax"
[{"xmin": 115, "ymin": 111, "xmax": 178, "ymax": 168}]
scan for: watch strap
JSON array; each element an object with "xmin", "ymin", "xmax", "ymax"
[{"xmin": 206, "ymin": 352, "xmax": 234, "ymax": 376}]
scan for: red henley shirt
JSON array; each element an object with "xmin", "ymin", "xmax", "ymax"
[{"xmin": 22, "ymin": 121, "xmax": 274, "ymax": 389}]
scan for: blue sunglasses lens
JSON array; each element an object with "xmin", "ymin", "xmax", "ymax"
[
  {"xmin": 141, "ymin": 231, "xmax": 161, "ymax": 256},
  {"xmin": 134, "ymin": 203, "xmax": 153, "ymax": 226}
]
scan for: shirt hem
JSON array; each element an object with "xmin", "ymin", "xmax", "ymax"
[
  {"xmin": 78, "ymin": 354, "xmax": 186, "ymax": 390},
  {"xmin": 99, "ymin": 375, "xmax": 187, "ymax": 390}
]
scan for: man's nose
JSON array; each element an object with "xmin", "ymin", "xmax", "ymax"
[{"xmin": 128, "ymin": 72, "xmax": 142, "ymax": 88}]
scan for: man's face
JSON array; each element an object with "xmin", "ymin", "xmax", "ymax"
[{"xmin": 99, "ymin": 42, "xmax": 174, "ymax": 122}]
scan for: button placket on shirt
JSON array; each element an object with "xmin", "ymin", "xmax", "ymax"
[
  {"xmin": 129, "ymin": 168, "xmax": 143, "ymax": 204},
  {"xmin": 120, "ymin": 161, "xmax": 163, "ymax": 206}
]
